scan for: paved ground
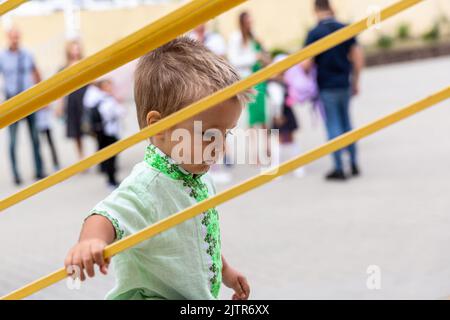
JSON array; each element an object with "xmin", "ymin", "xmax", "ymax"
[{"xmin": 0, "ymin": 56, "xmax": 449, "ymax": 300}]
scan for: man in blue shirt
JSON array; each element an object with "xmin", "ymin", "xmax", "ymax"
[
  {"xmin": 0, "ymin": 27, "xmax": 44, "ymax": 185},
  {"xmin": 304, "ymin": 0, "xmax": 364, "ymax": 181}
]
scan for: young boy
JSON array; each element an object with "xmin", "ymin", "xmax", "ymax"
[{"xmin": 65, "ymin": 37, "xmax": 252, "ymax": 300}]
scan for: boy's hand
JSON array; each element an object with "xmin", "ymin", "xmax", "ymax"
[
  {"xmin": 65, "ymin": 239, "xmax": 110, "ymax": 281},
  {"xmin": 222, "ymin": 265, "xmax": 250, "ymax": 300}
]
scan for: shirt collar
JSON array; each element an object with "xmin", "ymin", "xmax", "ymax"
[
  {"xmin": 144, "ymin": 144, "xmax": 204, "ymax": 182},
  {"xmin": 319, "ymin": 17, "xmax": 336, "ymax": 24}
]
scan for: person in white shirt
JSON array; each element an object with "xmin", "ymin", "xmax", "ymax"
[
  {"xmin": 98, "ymin": 86, "xmax": 126, "ymax": 139},
  {"xmin": 83, "ymin": 83, "xmax": 107, "ymax": 173},
  {"xmin": 83, "ymin": 83, "xmax": 106, "ymax": 111},
  {"xmin": 84, "ymin": 80, "xmax": 126, "ymax": 188},
  {"xmin": 227, "ymin": 31, "xmax": 257, "ymax": 79},
  {"xmin": 228, "ymin": 12, "xmax": 271, "ymax": 166},
  {"xmin": 189, "ymin": 24, "xmax": 227, "ymax": 58}
]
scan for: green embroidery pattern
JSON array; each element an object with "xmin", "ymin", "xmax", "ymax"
[
  {"xmin": 144, "ymin": 144, "xmax": 222, "ymax": 298},
  {"xmin": 90, "ymin": 210, "xmax": 125, "ymax": 240}
]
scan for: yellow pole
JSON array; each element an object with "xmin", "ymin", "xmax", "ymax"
[
  {"xmin": 2, "ymin": 86, "xmax": 449, "ymax": 300},
  {"xmin": 0, "ymin": 0, "xmax": 247, "ymax": 129},
  {"xmin": 0, "ymin": 0, "xmax": 424, "ymax": 212},
  {"xmin": 0, "ymin": 0, "xmax": 27, "ymax": 16}
]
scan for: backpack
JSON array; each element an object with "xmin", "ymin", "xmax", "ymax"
[{"xmin": 83, "ymin": 101, "xmax": 104, "ymax": 136}]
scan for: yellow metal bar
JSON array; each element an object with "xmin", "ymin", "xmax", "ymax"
[
  {"xmin": 0, "ymin": 0, "xmax": 247, "ymax": 128},
  {"xmin": 2, "ymin": 86, "xmax": 449, "ymax": 300},
  {"xmin": 0, "ymin": 0, "xmax": 27, "ymax": 16},
  {"xmin": 0, "ymin": 0, "xmax": 424, "ymax": 212}
]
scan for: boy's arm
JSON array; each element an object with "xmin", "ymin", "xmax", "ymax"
[
  {"xmin": 79, "ymin": 214, "xmax": 116, "ymax": 243},
  {"xmin": 65, "ymin": 215, "xmax": 115, "ymax": 281},
  {"xmin": 222, "ymin": 255, "xmax": 250, "ymax": 300}
]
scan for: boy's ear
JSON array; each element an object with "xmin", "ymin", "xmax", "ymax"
[
  {"xmin": 146, "ymin": 110, "xmax": 161, "ymax": 126},
  {"xmin": 146, "ymin": 110, "xmax": 164, "ymax": 139}
]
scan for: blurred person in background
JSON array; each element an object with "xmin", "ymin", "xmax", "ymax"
[
  {"xmin": 303, "ymin": 0, "xmax": 365, "ymax": 181},
  {"xmin": 189, "ymin": 23, "xmax": 227, "ymax": 58},
  {"xmin": 36, "ymin": 105, "xmax": 60, "ymax": 172},
  {"xmin": 0, "ymin": 27, "xmax": 44, "ymax": 185},
  {"xmin": 96, "ymin": 79, "xmax": 126, "ymax": 189},
  {"xmin": 58, "ymin": 40, "xmax": 88, "ymax": 161},
  {"xmin": 228, "ymin": 11, "xmax": 271, "ymax": 165},
  {"xmin": 84, "ymin": 79, "xmax": 125, "ymax": 189},
  {"xmin": 267, "ymin": 53, "xmax": 305, "ymax": 178},
  {"xmin": 83, "ymin": 81, "xmax": 106, "ymax": 173}
]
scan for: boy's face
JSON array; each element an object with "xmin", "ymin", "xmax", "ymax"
[{"xmin": 150, "ymin": 99, "xmax": 243, "ymax": 174}]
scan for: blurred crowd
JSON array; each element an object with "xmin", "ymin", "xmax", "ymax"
[{"xmin": 0, "ymin": 0, "xmax": 364, "ymax": 189}]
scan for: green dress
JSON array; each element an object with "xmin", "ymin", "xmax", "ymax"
[
  {"xmin": 89, "ymin": 144, "xmax": 222, "ymax": 300},
  {"xmin": 248, "ymin": 41, "xmax": 267, "ymax": 127}
]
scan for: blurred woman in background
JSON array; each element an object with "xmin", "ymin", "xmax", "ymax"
[
  {"xmin": 228, "ymin": 11, "xmax": 271, "ymax": 164},
  {"xmin": 59, "ymin": 39, "xmax": 88, "ymax": 160}
]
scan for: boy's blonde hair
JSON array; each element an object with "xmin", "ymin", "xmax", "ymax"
[{"xmin": 134, "ymin": 37, "xmax": 252, "ymax": 129}]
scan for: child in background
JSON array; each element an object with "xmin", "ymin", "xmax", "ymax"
[
  {"xmin": 36, "ymin": 106, "xmax": 60, "ymax": 172},
  {"xmin": 96, "ymin": 79, "xmax": 126, "ymax": 189},
  {"xmin": 267, "ymin": 54, "xmax": 304, "ymax": 177},
  {"xmin": 83, "ymin": 82, "xmax": 105, "ymax": 160},
  {"xmin": 65, "ymin": 38, "xmax": 251, "ymax": 300}
]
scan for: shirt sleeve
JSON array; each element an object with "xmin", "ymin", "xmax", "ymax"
[
  {"xmin": 88, "ymin": 184, "xmax": 153, "ymax": 241},
  {"xmin": 346, "ymin": 36, "xmax": 358, "ymax": 48},
  {"xmin": 98, "ymin": 100, "xmax": 110, "ymax": 122},
  {"xmin": 83, "ymin": 85, "xmax": 104, "ymax": 108}
]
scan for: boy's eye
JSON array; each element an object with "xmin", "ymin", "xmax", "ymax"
[{"xmin": 201, "ymin": 129, "xmax": 235, "ymax": 139}]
